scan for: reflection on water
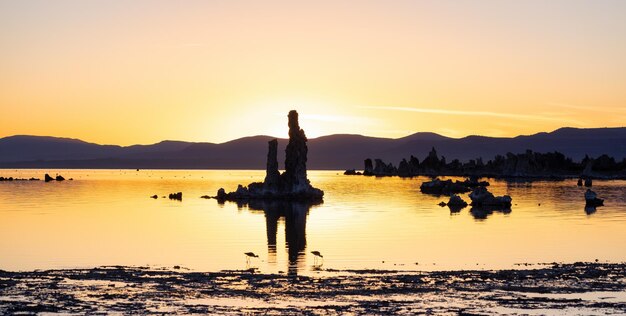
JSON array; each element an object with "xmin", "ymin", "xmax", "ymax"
[
  {"xmin": 0, "ymin": 169, "xmax": 625, "ymax": 275},
  {"xmin": 469, "ymin": 207, "xmax": 512, "ymax": 221},
  {"xmin": 226, "ymin": 199, "xmax": 320, "ymax": 275}
]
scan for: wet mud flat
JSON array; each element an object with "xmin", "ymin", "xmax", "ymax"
[{"xmin": 1, "ymin": 263, "xmax": 625, "ymax": 315}]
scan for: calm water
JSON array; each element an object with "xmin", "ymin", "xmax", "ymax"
[{"xmin": 1, "ymin": 169, "xmax": 625, "ymax": 275}]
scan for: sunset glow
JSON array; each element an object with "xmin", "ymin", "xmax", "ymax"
[{"xmin": 1, "ymin": 0, "xmax": 625, "ymax": 145}]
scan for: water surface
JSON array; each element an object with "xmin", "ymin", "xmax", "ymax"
[{"xmin": 1, "ymin": 169, "xmax": 625, "ymax": 275}]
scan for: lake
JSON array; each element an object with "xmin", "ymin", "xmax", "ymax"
[{"xmin": 1, "ymin": 169, "xmax": 625, "ymax": 275}]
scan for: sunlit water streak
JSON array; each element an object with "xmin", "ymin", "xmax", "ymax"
[{"xmin": 0, "ymin": 169, "xmax": 624, "ymax": 275}]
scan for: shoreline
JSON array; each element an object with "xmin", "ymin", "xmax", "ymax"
[
  {"xmin": 347, "ymin": 172, "xmax": 626, "ymax": 181},
  {"xmin": 2, "ymin": 262, "xmax": 625, "ymax": 314}
]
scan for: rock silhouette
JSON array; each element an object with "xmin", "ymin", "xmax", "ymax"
[
  {"xmin": 0, "ymin": 176, "xmax": 39, "ymax": 181},
  {"xmin": 355, "ymin": 148, "xmax": 626, "ymax": 179},
  {"xmin": 264, "ymin": 139, "xmax": 280, "ymax": 188},
  {"xmin": 44, "ymin": 173, "xmax": 66, "ymax": 182},
  {"xmin": 420, "ymin": 178, "xmax": 472, "ymax": 195},
  {"xmin": 469, "ymin": 187, "xmax": 512, "ymax": 207},
  {"xmin": 169, "ymin": 192, "xmax": 182, "ymax": 201},
  {"xmin": 584, "ymin": 189, "xmax": 604, "ymax": 206},
  {"xmin": 216, "ymin": 110, "xmax": 324, "ymax": 202}
]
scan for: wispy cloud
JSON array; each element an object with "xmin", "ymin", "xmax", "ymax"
[
  {"xmin": 546, "ymin": 102, "xmax": 626, "ymax": 114},
  {"xmin": 358, "ymin": 105, "xmax": 580, "ymax": 123}
]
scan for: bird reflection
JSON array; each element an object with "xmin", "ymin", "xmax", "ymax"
[{"xmin": 239, "ymin": 200, "xmax": 321, "ymax": 275}]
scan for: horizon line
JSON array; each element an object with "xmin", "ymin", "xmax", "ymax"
[{"xmin": 2, "ymin": 126, "xmax": 626, "ymax": 148}]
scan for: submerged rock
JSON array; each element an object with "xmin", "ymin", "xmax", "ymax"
[
  {"xmin": 216, "ymin": 110, "xmax": 324, "ymax": 202},
  {"xmin": 469, "ymin": 186, "xmax": 512, "ymax": 207},
  {"xmin": 584, "ymin": 189, "xmax": 604, "ymax": 206}
]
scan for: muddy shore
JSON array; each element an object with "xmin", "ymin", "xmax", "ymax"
[{"xmin": 1, "ymin": 262, "xmax": 625, "ymax": 314}]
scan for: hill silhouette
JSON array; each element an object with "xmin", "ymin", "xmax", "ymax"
[{"xmin": 0, "ymin": 127, "xmax": 624, "ymax": 169}]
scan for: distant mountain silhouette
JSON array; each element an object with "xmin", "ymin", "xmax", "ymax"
[{"xmin": 0, "ymin": 127, "xmax": 624, "ymax": 169}]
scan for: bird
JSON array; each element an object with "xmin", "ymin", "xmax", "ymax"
[
  {"xmin": 311, "ymin": 251, "xmax": 323, "ymax": 265},
  {"xmin": 244, "ymin": 252, "xmax": 259, "ymax": 265}
]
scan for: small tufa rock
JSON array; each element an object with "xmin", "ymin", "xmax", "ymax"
[
  {"xmin": 45, "ymin": 174, "xmax": 54, "ymax": 182},
  {"xmin": 420, "ymin": 178, "xmax": 471, "ymax": 195},
  {"xmin": 168, "ymin": 192, "xmax": 182, "ymax": 201},
  {"xmin": 344, "ymin": 169, "xmax": 362, "ymax": 175},
  {"xmin": 447, "ymin": 194, "xmax": 468, "ymax": 207},
  {"xmin": 150, "ymin": 195, "xmax": 158, "ymax": 199},
  {"xmin": 584, "ymin": 189, "xmax": 604, "ymax": 206},
  {"xmin": 469, "ymin": 187, "xmax": 512, "ymax": 207},
  {"xmin": 447, "ymin": 194, "xmax": 468, "ymax": 212},
  {"xmin": 216, "ymin": 188, "xmax": 227, "ymax": 201}
]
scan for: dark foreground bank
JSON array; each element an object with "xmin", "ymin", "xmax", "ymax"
[{"xmin": 1, "ymin": 263, "xmax": 625, "ymax": 315}]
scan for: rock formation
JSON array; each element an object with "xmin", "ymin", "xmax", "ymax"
[
  {"xmin": 44, "ymin": 173, "xmax": 65, "ymax": 182},
  {"xmin": 343, "ymin": 169, "xmax": 361, "ymax": 175},
  {"xmin": 0, "ymin": 176, "xmax": 39, "ymax": 181},
  {"xmin": 468, "ymin": 186, "xmax": 512, "ymax": 207},
  {"xmin": 169, "ymin": 192, "xmax": 182, "ymax": 201},
  {"xmin": 216, "ymin": 110, "xmax": 324, "ymax": 202},
  {"xmin": 447, "ymin": 194, "xmax": 468, "ymax": 208},
  {"xmin": 264, "ymin": 139, "xmax": 280, "ymax": 189},
  {"xmin": 584, "ymin": 189, "xmax": 604, "ymax": 206},
  {"xmin": 446, "ymin": 194, "xmax": 469, "ymax": 212},
  {"xmin": 355, "ymin": 148, "xmax": 626, "ymax": 179},
  {"xmin": 420, "ymin": 178, "xmax": 472, "ymax": 195},
  {"xmin": 363, "ymin": 159, "xmax": 374, "ymax": 175},
  {"xmin": 282, "ymin": 110, "xmax": 311, "ymax": 192}
]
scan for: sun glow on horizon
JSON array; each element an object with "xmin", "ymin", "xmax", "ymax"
[{"xmin": 1, "ymin": 0, "xmax": 625, "ymax": 145}]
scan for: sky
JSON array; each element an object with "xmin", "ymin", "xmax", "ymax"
[{"xmin": 1, "ymin": 0, "xmax": 625, "ymax": 145}]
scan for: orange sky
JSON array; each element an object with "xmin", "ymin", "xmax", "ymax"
[{"xmin": 1, "ymin": 0, "xmax": 625, "ymax": 145}]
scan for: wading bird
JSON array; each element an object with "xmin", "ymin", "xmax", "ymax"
[
  {"xmin": 311, "ymin": 251, "xmax": 323, "ymax": 265},
  {"xmin": 244, "ymin": 252, "xmax": 259, "ymax": 265}
]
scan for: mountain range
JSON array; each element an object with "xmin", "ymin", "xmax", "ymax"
[{"xmin": 0, "ymin": 127, "xmax": 624, "ymax": 170}]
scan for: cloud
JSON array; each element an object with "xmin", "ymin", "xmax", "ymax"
[
  {"xmin": 358, "ymin": 105, "xmax": 579, "ymax": 123},
  {"xmin": 546, "ymin": 102, "xmax": 626, "ymax": 114}
]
